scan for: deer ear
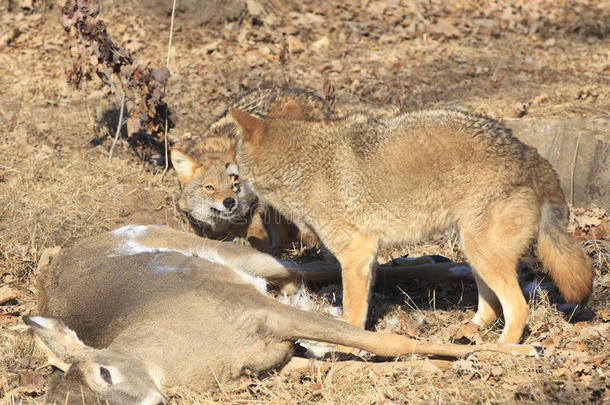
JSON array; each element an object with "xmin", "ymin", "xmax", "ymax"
[
  {"xmin": 171, "ymin": 149, "xmax": 201, "ymax": 184},
  {"xmin": 24, "ymin": 316, "xmax": 87, "ymax": 372},
  {"xmin": 280, "ymin": 100, "xmax": 302, "ymax": 118},
  {"xmin": 229, "ymin": 107, "xmax": 265, "ymax": 143}
]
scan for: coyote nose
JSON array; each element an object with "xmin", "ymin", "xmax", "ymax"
[{"xmin": 223, "ymin": 197, "xmax": 236, "ymax": 210}]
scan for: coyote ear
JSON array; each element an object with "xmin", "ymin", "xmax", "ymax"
[
  {"xmin": 229, "ymin": 107, "xmax": 264, "ymax": 144},
  {"xmin": 23, "ymin": 316, "xmax": 86, "ymax": 372},
  {"xmin": 171, "ymin": 149, "xmax": 201, "ymax": 184},
  {"xmin": 280, "ymin": 100, "xmax": 302, "ymax": 118}
]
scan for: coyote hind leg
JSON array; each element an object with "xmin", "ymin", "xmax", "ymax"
[
  {"xmin": 460, "ymin": 191, "xmax": 539, "ymax": 343},
  {"xmin": 472, "ymin": 271, "xmax": 502, "ymax": 328}
]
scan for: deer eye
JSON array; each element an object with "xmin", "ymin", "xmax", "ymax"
[
  {"xmin": 204, "ymin": 185, "xmax": 214, "ymax": 192},
  {"xmin": 100, "ymin": 366, "xmax": 112, "ymax": 384}
]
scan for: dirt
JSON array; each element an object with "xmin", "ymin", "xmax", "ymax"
[{"xmin": 0, "ymin": 0, "xmax": 609, "ymax": 403}]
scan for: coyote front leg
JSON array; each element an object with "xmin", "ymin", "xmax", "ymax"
[{"xmin": 325, "ymin": 229, "xmax": 378, "ymax": 328}]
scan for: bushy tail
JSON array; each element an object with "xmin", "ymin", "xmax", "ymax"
[{"xmin": 536, "ymin": 202, "xmax": 593, "ymax": 303}]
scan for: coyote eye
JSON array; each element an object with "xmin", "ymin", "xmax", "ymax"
[
  {"xmin": 204, "ymin": 185, "xmax": 215, "ymax": 192},
  {"xmin": 232, "ymin": 183, "xmax": 241, "ymax": 192},
  {"xmin": 100, "ymin": 366, "xmax": 112, "ymax": 384}
]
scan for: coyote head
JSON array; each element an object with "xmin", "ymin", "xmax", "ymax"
[{"xmin": 171, "ymin": 149, "xmax": 255, "ymax": 231}]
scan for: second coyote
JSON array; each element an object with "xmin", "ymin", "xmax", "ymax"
[{"xmin": 229, "ymin": 105, "xmax": 593, "ymax": 344}]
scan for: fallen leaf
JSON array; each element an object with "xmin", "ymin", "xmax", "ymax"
[
  {"xmin": 542, "ymin": 336, "xmax": 555, "ymax": 347},
  {"xmin": 203, "ymin": 41, "xmax": 219, "ymax": 53},
  {"xmin": 590, "ymin": 218, "xmax": 610, "ymax": 239},
  {"xmin": 287, "ymin": 36, "xmax": 305, "ymax": 54},
  {"xmin": 246, "ymin": 0, "xmax": 264, "ymax": 17},
  {"xmin": 0, "ymin": 304, "xmax": 27, "ymax": 316},
  {"xmin": 17, "ymin": 371, "xmax": 45, "ymax": 395},
  {"xmin": 452, "ymin": 321, "xmax": 479, "ymax": 342},
  {"xmin": 0, "ymin": 285, "xmax": 19, "ymax": 305},
  {"xmin": 367, "ymin": 1, "xmax": 388, "ymax": 15},
  {"xmin": 596, "ymin": 310, "xmax": 610, "ymax": 322},
  {"xmin": 419, "ymin": 358, "xmax": 442, "ymax": 374},
  {"xmin": 151, "ymin": 67, "xmax": 170, "ymax": 85},
  {"xmin": 489, "ymin": 364, "xmax": 504, "ymax": 377},
  {"xmin": 453, "ymin": 356, "xmax": 482, "ymax": 379},
  {"xmin": 431, "ymin": 18, "xmax": 461, "ymax": 38},
  {"xmin": 310, "ymin": 36, "xmax": 330, "ymax": 52},
  {"xmin": 528, "ymin": 92, "xmax": 548, "ymax": 106},
  {"xmin": 576, "ymin": 213, "xmax": 603, "ymax": 228}
]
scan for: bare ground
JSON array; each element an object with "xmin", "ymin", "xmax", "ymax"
[{"xmin": 0, "ymin": 0, "xmax": 609, "ymax": 403}]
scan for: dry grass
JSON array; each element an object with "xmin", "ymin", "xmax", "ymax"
[{"xmin": 1, "ymin": 0, "xmax": 609, "ymax": 403}]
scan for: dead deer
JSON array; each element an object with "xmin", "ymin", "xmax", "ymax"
[{"xmin": 23, "ymin": 225, "xmax": 540, "ymax": 404}]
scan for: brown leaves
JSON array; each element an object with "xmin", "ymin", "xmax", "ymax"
[
  {"xmin": 431, "ymin": 18, "xmax": 461, "ymax": 38},
  {"xmin": 515, "ymin": 92, "xmax": 549, "ymax": 117},
  {"xmin": 452, "ymin": 320, "xmax": 481, "ymax": 344},
  {"xmin": 151, "ymin": 67, "xmax": 170, "ymax": 86},
  {"xmin": 60, "ymin": 0, "xmax": 174, "ymax": 163},
  {"xmin": 0, "ymin": 285, "xmax": 25, "ymax": 324},
  {"xmin": 15, "ymin": 371, "xmax": 46, "ymax": 396},
  {"xmin": 61, "ymin": 0, "xmax": 133, "ymax": 88},
  {"xmin": 0, "ymin": 285, "xmax": 19, "ymax": 304},
  {"xmin": 452, "ymin": 356, "xmax": 482, "ymax": 379},
  {"xmin": 246, "ymin": 0, "xmax": 264, "ymax": 17},
  {"xmin": 59, "ymin": 0, "xmax": 101, "ymax": 32},
  {"xmin": 596, "ymin": 310, "xmax": 610, "ymax": 322},
  {"xmin": 568, "ymin": 207, "xmax": 609, "ymax": 240}
]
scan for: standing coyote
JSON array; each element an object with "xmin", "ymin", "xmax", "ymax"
[
  {"xmin": 171, "ymin": 87, "xmax": 331, "ymax": 251},
  {"xmin": 229, "ymin": 104, "xmax": 594, "ymax": 344}
]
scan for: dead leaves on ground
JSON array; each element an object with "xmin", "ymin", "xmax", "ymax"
[
  {"xmin": 515, "ymin": 92, "xmax": 549, "ymax": 117},
  {"xmin": 0, "ymin": 285, "xmax": 26, "ymax": 324},
  {"xmin": 14, "ymin": 371, "xmax": 46, "ymax": 397},
  {"xmin": 0, "ymin": 285, "xmax": 19, "ymax": 305},
  {"xmin": 569, "ymin": 207, "xmax": 609, "ymax": 241}
]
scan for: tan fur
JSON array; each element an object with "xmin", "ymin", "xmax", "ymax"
[
  {"xmin": 172, "ymin": 87, "xmax": 331, "ymax": 252},
  {"xmin": 27, "ymin": 225, "xmax": 540, "ymax": 404},
  {"xmin": 171, "ymin": 149, "xmax": 271, "ymax": 250},
  {"xmin": 230, "ymin": 107, "xmax": 594, "ymax": 344}
]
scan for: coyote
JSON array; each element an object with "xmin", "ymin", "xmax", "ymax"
[
  {"xmin": 229, "ymin": 104, "xmax": 594, "ymax": 344},
  {"xmin": 171, "ymin": 87, "xmax": 331, "ymax": 251},
  {"xmin": 23, "ymin": 225, "xmax": 538, "ymax": 404}
]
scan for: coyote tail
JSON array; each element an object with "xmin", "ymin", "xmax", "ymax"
[{"xmin": 536, "ymin": 201, "xmax": 593, "ymax": 303}]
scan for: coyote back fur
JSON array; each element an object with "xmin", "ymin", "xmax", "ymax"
[
  {"xmin": 171, "ymin": 87, "xmax": 331, "ymax": 251},
  {"xmin": 230, "ymin": 106, "xmax": 594, "ymax": 344}
]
